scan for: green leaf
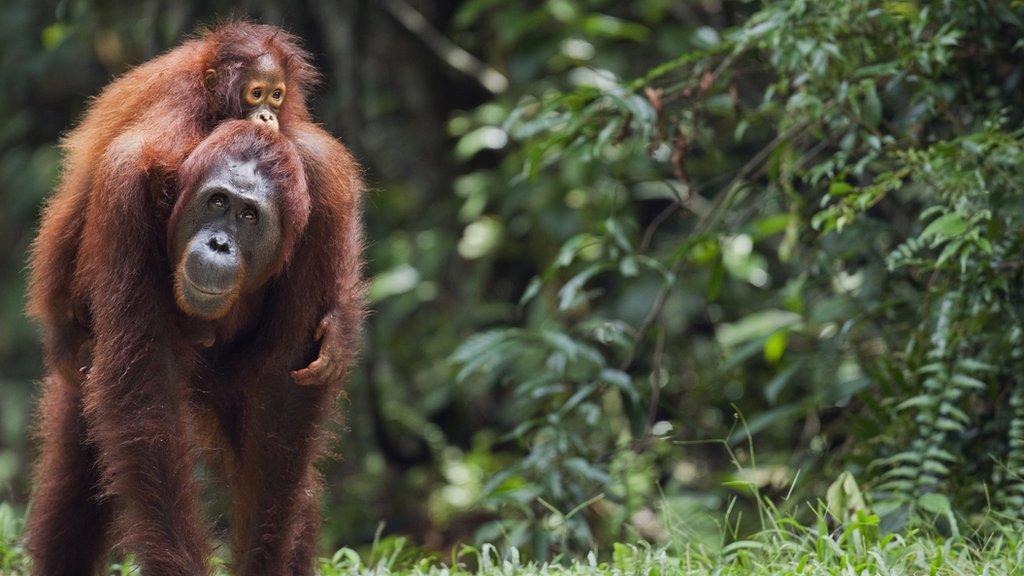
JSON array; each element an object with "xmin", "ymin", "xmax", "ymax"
[
  {"xmin": 826, "ymin": 471, "xmax": 870, "ymax": 523},
  {"xmin": 862, "ymin": 83, "xmax": 882, "ymax": 127},
  {"xmin": 896, "ymin": 395, "xmax": 935, "ymax": 411},
  {"xmin": 721, "ymin": 540, "xmax": 768, "ymax": 558},
  {"xmin": 918, "ymin": 494, "xmax": 951, "ymax": 516},
  {"xmin": 763, "ymin": 330, "xmax": 788, "ymax": 364},
  {"xmin": 951, "ymin": 374, "xmax": 986, "ymax": 391},
  {"xmin": 558, "ymin": 264, "xmax": 612, "ymax": 310},
  {"xmin": 920, "ymin": 213, "xmax": 968, "ymax": 240},
  {"xmin": 828, "ymin": 181, "xmax": 855, "ymax": 196},
  {"xmin": 582, "ymin": 14, "xmax": 650, "ymax": 41},
  {"xmin": 519, "ymin": 276, "xmax": 542, "ymax": 308},
  {"xmin": 717, "ymin": 310, "xmax": 802, "ymax": 348}
]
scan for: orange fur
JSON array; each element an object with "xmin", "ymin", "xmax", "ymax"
[{"xmin": 26, "ymin": 24, "xmax": 364, "ymax": 576}]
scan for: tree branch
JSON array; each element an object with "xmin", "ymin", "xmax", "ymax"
[{"xmin": 379, "ymin": 0, "xmax": 509, "ymax": 95}]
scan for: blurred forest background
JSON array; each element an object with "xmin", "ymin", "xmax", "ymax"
[{"xmin": 3, "ymin": 0, "xmax": 1024, "ymax": 562}]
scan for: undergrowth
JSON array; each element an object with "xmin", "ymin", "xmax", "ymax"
[{"xmin": 3, "ymin": 500, "xmax": 1024, "ymax": 575}]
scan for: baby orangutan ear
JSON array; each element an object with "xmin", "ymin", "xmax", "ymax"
[{"xmin": 204, "ymin": 69, "xmax": 218, "ymax": 92}]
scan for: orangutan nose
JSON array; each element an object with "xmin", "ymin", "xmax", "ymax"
[
  {"xmin": 207, "ymin": 234, "xmax": 231, "ymax": 254},
  {"xmin": 250, "ymin": 108, "xmax": 279, "ymax": 131}
]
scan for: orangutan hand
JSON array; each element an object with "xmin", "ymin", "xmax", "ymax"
[{"xmin": 291, "ymin": 310, "xmax": 349, "ymax": 386}]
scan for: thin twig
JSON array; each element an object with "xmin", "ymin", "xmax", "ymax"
[
  {"xmin": 639, "ymin": 180, "xmax": 712, "ymax": 253},
  {"xmin": 632, "ymin": 325, "xmax": 667, "ymax": 453},
  {"xmin": 619, "ymin": 119, "xmax": 815, "ymax": 371},
  {"xmin": 647, "ymin": 326, "xmax": 665, "ymax": 429},
  {"xmin": 640, "ymin": 199, "xmax": 682, "ymax": 253}
]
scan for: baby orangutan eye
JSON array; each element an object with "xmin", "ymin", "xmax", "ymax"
[{"xmin": 250, "ymin": 88, "xmax": 263, "ymax": 100}]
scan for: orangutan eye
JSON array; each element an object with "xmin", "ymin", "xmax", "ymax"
[
  {"xmin": 241, "ymin": 207, "xmax": 258, "ymax": 222},
  {"xmin": 272, "ymin": 89, "xmax": 282, "ymax": 100},
  {"xmin": 208, "ymin": 194, "xmax": 227, "ymax": 209},
  {"xmin": 250, "ymin": 88, "xmax": 262, "ymax": 100}
]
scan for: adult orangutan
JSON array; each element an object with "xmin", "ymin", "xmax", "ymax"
[
  {"xmin": 28, "ymin": 21, "xmax": 351, "ymax": 393},
  {"xmin": 26, "ymin": 119, "xmax": 363, "ymax": 575}
]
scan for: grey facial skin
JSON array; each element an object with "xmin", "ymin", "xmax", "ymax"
[{"xmin": 172, "ymin": 157, "xmax": 282, "ymax": 320}]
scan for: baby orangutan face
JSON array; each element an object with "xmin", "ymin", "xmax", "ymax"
[
  {"xmin": 204, "ymin": 52, "xmax": 289, "ymax": 132},
  {"xmin": 240, "ymin": 54, "xmax": 286, "ymax": 132}
]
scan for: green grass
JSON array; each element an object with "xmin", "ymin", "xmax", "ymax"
[{"xmin": 3, "ymin": 503, "xmax": 1024, "ymax": 575}]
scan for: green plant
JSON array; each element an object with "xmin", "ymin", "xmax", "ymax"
[{"xmin": 449, "ymin": 0, "xmax": 1024, "ymax": 548}]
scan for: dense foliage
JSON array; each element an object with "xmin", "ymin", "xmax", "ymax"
[
  {"xmin": 2, "ymin": 0, "xmax": 1024, "ymax": 564},
  {"xmin": 447, "ymin": 0, "xmax": 1024, "ymax": 550}
]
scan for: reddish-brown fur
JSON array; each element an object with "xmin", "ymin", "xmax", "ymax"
[
  {"xmin": 26, "ymin": 24, "xmax": 364, "ymax": 576},
  {"xmin": 27, "ymin": 21, "xmax": 317, "ymax": 386}
]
